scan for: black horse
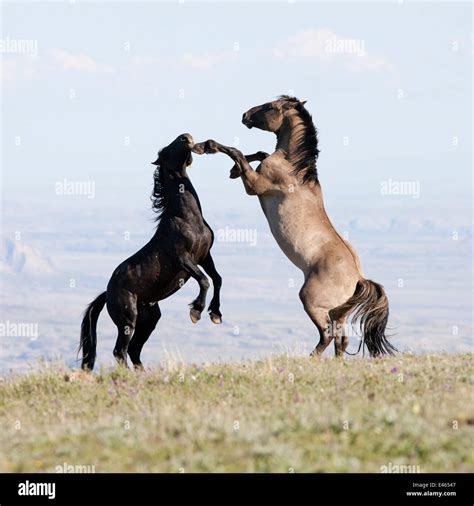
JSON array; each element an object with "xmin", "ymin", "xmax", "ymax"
[{"xmin": 79, "ymin": 133, "xmax": 222, "ymax": 370}]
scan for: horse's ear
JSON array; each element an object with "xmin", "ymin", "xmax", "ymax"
[
  {"xmin": 300, "ymin": 100, "xmax": 307, "ymax": 106},
  {"xmin": 151, "ymin": 158, "xmax": 160, "ymax": 166}
]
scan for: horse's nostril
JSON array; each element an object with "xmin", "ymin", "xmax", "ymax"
[{"xmin": 242, "ymin": 113, "xmax": 253, "ymax": 128}]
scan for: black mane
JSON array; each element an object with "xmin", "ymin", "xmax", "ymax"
[
  {"xmin": 151, "ymin": 150, "xmax": 169, "ymax": 221},
  {"xmin": 279, "ymin": 95, "xmax": 319, "ymax": 184}
]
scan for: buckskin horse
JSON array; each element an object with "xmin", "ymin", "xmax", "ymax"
[
  {"xmin": 79, "ymin": 133, "xmax": 222, "ymax": 370},
  {"xmin": 193, "ymin": 96, "xmax": 396, "ymax": 357}
]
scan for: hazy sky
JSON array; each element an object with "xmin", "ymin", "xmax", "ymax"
[{"xmin": 2, "ymin": 1, "xmax": 472, "ymax": 206}]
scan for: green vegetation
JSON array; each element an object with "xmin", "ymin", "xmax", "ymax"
[{"xmin": 0, "ymin": 353, "xmax": 472, "ymax": 472}]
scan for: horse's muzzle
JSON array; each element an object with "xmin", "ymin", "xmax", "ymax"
[{"xmin": 242, "ymin": 113, "xmax": 253, "ymax": 129}]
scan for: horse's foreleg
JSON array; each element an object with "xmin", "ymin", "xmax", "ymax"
[
  {"xmin": 199, "ymin": 252, "xmax": 223, "ymax": 324},
  {"xmin": 229, "ymin": 151, "xmax": 269, "ymax": 179},
  {"xmin": 222, "ymin": 145, "xmax": 271, "ymax": 195},
  {"xmin": 180, "ymin": 256, "xmax": 210, "ymax": 323},
  {"xmin": 196, "ymin": 140, "xmax": 273, "ymax": 195}
]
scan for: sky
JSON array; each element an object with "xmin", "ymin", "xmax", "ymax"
[{"xmin": 0, "ymin": 1, "xmax": 472, "ymax": 371}]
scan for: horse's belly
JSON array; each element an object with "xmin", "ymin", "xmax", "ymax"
[{"xmin": 155, "ymin": 271, "xmax": 191, "ymax": 301}]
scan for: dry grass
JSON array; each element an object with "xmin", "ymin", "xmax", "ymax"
[{"xmin": 0, "ymin": 353, "xmax": 472, "ymax": 472}]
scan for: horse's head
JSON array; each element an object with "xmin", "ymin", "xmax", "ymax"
[
  {"xmin": 242, "ymin": 96, "xmax": 307, "ymax": 133},
  {"xmin": 152, "ymin": 133, "xmax": 194, "ymax": 171}
]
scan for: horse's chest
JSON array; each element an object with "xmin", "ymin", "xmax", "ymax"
[
  {"xmin": 260, "ymin": 194, "xmax": 296, "ymax": 234},
  {"xmin": 190, "ymin": 223, "xmax": 212, "ymax": 257}
]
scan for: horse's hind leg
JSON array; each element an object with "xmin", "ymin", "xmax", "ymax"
[
  {"xmin": 299, "ymin": 285, "xmax": 333, "ymax": 357},
  {"xmin": 308, "ymin": 308, "xmax": 333, "ymax": 357},
  {"xmin": 107, "ymin": 291, "xmax": 138, "ymax": 367},
  {"xmin": 333, "ymin": 317, "xmax": 350, "ymax": 357},
  {"xmin": 179, "ymin": 255, "xmax": 210, "ymax": 323},
  {"xmin": 329, "ymin": 305, "xmax": 353, "ymax": 357},
  {"xmin": 199, "ymin": 252, "xmax": 223, "ymax": 324},
  {"xmin": 128, "ymin": 303, "xmax": 161, "ymax": 369}
]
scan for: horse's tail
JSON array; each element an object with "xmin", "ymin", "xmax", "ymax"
[
  {"xmin": 78, "ymin": 292, "xmax": 107, "ymax": 370},
  {"xmin": 331, "ymin": 279, "xmax": 396, "ymax": 356}
]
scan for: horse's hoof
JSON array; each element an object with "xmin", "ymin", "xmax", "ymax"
[
  {"xmin": 210, "ymin": 313, "xmax": 222, "ymax": 324},
  {"xmin": 204, "ymin": 140, "xmax": 218, "ymax": 154},
  {"xmin": 191, "ymin": 142, "xmax": 205, "ymax": 155},
  {"xmin": 190, "ymin": 309, "xmax": 201, "ymax": 324},
  {"xmin": 229, "ymin": 167, "xmax": 240, "ymax": 179}
]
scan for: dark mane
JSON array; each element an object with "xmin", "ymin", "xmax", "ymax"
[
  {"xmin": 151, "ymin": 150, "xmax": 169, "ymax": 221},
  {"xmin": 279, "ymin": 95, "xmax": 320, "ymax": 184}
]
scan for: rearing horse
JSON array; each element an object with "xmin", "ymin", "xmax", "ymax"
[
  {"xmin": 193, "ymin": 96, "xmax": 396, "ymax": 357},
  {"xmin": 79, "ymin": 133, "xmax": 223, "ymax": 370}
]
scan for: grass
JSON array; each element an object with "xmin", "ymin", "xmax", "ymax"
[{"xmin": 0, "ymin": 353, "xmax": 472, "ymax": 473}]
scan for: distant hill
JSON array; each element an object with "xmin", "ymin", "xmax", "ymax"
[{"xmin": 0, "ymin": 238, "xmax": 57, "ymax": 277}]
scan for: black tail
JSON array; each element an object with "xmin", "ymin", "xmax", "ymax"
[
  {"xmin": 78, "ymin": 292, "xmax": 106, "ymax": 370},
  {"xmin": 330, "ymin": 279, "xmax": 396, "ymax": 356}
]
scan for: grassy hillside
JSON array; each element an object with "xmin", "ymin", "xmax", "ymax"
[{"xmin": 0, "ymin": 353, "xmax": 472, "ymax": 472}]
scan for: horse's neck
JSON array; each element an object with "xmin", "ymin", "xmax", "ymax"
[
  {"xmin": 168, "ymin": 176, "xmax": 202, "ymax": 213},
  {"xmin": 275, "ymin": 112, "xmax": 306, "ymax": 163}
]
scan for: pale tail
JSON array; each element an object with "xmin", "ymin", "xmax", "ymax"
[
  {"xmin": 78, "ymin": 292, "xmax": 106, "ymax": 370},
  {"xmin": 331, "ymin": 279, "xmax": 396, "ymax": 356}
]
